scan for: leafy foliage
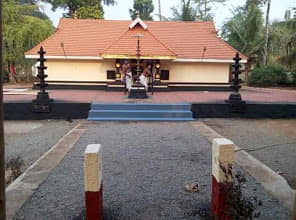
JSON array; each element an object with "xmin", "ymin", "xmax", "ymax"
[
  {"xmin": 221, "ymin": 3, "xmax": 264, "ymax": 66},
  {"xmin": 76, "ymin": 4, "xmax": 104, "ymax": 19},
  {"xmin": 3, "ymin": 0, "xmax": 54, "ymax": 81},
  {"xmin": 222, "ymin": 0, "xmax": 296, "ymax": 72},
  {"xmin": 44, "ymin": 0, "xmax": 115, "ymax": 17},
  {"xmin": 291, "ymin": 70, "xmax": 296, "ymax": 85},
  {"xmin": 16, "ymin": 0, "xmax": 49, "ymax": 19},
  {"xmin": 171, "ymin": 0, "xmax": 226, "ymax": 21},
  {"xmin": 248, "ymin": 66, "xmax": 287, "ymax": 86},
  {"xmin": 6, "ymin": 156, "xmax": 24, "ymax": 183},
  {"xmin": 171, "ymin": 0, "xmax": 197, "ymax": 21},
  {"xmin": 195, "ymin": 0, "xmax": 226, "ymax": 21},
  {"xmin": 274, "ymin": 18, "xmax": 296, "ymax": 69},
  {"xmin": 129, "ymin": 0, "xmax": 154, "ymax": 20}
]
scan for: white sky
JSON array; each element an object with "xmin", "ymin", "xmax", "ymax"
[{"xmin": 39, "ymin": 0, "xmax": 296, "ymax": 30}]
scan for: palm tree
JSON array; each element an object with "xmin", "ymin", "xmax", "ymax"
[
  {"xmin": 222, "ymin": 3, "xmax": 265, "ymax": 66},
  {"xmin": 277, "ymin": 18, "xmax": 296, "ymax": 67}
]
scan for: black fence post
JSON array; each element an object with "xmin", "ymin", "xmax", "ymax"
[
  {"xmin": 226, "ymin": 52, "xmax": 246, "ymax": 112},
  {"xmin": 32, "ymin": 47, "xmax": 52, "ymax": 113}
]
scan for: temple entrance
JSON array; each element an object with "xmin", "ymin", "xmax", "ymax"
[
  {"xmin": 114, "ymin": 59, "xmax": 162, "ymax": 98},
  {"xmin": 120, "ymin": 59, "xmax": 158, "ymax": 83}
]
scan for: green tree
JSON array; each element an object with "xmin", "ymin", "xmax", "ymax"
[
  {"xmin": 76, "ymin": 5, "xmax": 104, "ymax": 19},
  {"xmin": 16, "ymin": 0, "xmax": 50, "ymax": 19},
  {"xmin": 3, "ymin": 0, "xmax": 54, "ymax": 81},
  {"xmin": 275, "ymin": 17, "xmax": 296, "ymax": 68},
  {"xmin": 171, "ymin": 0, "xmax": 197, "ymax": 21},
  {"xmin": 221, "ymin": 2, "xmax": 265, "ymax": 66},
  {"xmin": 246, "ymin": 0, "xmax": 267, "ymax": 6},
  {"xmin": 44, "ymin": 0, "xmax": 115, "ymax": 18},
  {"xmin": 129, "ymin": 0, "xmax": 154, "ymax": 20},
  {"xmin": 195, "ymin": 0, "xmax": 226, "ymax": 21}
]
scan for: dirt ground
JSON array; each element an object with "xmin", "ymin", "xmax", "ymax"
[
  {"xmin": 4, "ymin": 120, "xmax": 78, "ymax": 185},
  {"xmin": 14, "ymin": 122, "xmax": 291, "ymax": 219},
  {"xmin": 201, "ymin": 118, "xmax": 296, "ymax": 189}
]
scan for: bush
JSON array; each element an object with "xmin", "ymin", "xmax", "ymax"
[
  {"xmin": 248, "ymin": 66, "xmax": 287, "ymax": 86},
  {"xmin": 291, "ymin": 71, "xmax": 296, "ymax": 85},
  {"xmin": 6, "ymin": 156, "xmax": 24, "ymax": 183}
]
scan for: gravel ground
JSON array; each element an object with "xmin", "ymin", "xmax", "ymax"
[
  {"xmin": 4, "ymin": 120, "xmax": 78, "ymax": 168},
  {"xmin": 200, "ymin": 118, "xmax": 296, "ymax": 189},
  {"xmin": 14, "ymin": 122, "xmax": 291, "ymax": 219}
]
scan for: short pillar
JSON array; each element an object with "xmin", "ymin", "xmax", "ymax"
[
  {"xmin": 211, "ymin": 138, "xmax": 235, "ymax": 220},
  {"xmin": 84, "ymin": 144, "xmax": 103, "ymax": 220}
]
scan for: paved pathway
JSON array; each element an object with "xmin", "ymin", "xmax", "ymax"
[
  {"xmin": 14, "ymin": 122, "xmax": 291, "ymax": 219},
  {"xmin": 4, "ymin": 86, "xmax": 296, "ymax": 103}
]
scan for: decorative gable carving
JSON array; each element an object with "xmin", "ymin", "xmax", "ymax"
[{"xmin": 129, "ymin": 17, "xmax": 148, "ymax": 30}]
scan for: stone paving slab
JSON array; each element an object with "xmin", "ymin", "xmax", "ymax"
[{"xmin": 14, "ymin": 122, "xmax": 291, "ymax": 219}]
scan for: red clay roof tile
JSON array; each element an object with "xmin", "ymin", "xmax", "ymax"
[{"xmin": 26, "ymin": 18, "xmax": 247, "ymax": 60}]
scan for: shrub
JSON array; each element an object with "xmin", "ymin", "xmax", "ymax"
[
  {"xmin": 291, "ymin": 71, "xmax": 296, "ymax": 85},
  {"xmin": 248, "ymin": 66, "xmax": 287, "ymax": 86},
  {"xmin": 6, "ymin": 156, "xmax": 24, "ymax": 184}
]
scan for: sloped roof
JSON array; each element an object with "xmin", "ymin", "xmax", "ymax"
[
  {"xmin": 26, "ymin": 18, "xmax": 247, "ymax": 61},
  {"xmin": 101, "ymin": 25, "xmax": 176, "ymax": 59}
]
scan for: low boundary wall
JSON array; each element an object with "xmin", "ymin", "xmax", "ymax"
[
  {"xmin": 3, "ymin": 101, "xmax": 296, "ymax": 120},
  {"xmin": 4, "ymin": 102, "xmax": 90, "ymax": 120}
]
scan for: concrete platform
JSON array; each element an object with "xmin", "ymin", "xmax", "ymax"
[{"xmin": 4, "ymin": 86, "xmax": 296, "ymax": 104}]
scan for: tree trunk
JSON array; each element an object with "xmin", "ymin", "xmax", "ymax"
[
  {"xmin": 158, "ymin": 0, "xmax": 162, "ymax": 21},
  {"xmin": 0, "ymin": 0, "xmax": 6, "ymax": 219},
  {"xmin": 263, "ymin": 0, "xmax": 271, "ymax": 66},
  {"xmin": 204, "ymin": 0, "xmax": 207, "ymax": 19},
  {"xmin": 67, "ymin": 3, "xmax": 75, "ymax": 18}
]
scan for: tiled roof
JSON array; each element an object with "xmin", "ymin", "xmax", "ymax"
[
  {"xmin": 26, "ymin": 18, "xmax": 247, "ymax": 60},
  {"xmin": 101, "ymin": 25, "xmax": 176, "ymax": 58}
]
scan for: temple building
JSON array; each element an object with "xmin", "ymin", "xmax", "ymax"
[{"xmin": 25, "ymin": 17, "xmax": 247, "ymax": 91}]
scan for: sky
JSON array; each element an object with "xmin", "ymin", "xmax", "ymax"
[{"xmin": 39, "ymin": 0, "xmax": 296, "ymax": 30}]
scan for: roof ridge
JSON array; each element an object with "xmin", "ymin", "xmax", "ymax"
[{"xmin": 59, "ymin": 18, "xmax": 215, "ymax": 24}]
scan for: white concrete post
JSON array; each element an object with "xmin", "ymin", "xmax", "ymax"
[
  {"xmin": 211, "ymin": 138, "xmax": 235, "ymax": 220},
  {"xmin": 84, "ymin": 144, "xmax": 103, "ymax": 220}
]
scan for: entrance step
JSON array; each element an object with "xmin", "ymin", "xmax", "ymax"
[
  {"xmin": 107, "ymin": 82, "xmax": 169, "ymax": 92},
  {"xmin": 88, "ymin": 103, "xmax": 194, "ymax": 121}
]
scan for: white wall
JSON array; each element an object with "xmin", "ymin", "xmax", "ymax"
[
  {"xmin": 44, "ymin": 59, "xmax": 230, "ymax": 83},
  {"xmin": 45, "ymin": 59, "xmax": 114, "ymax": 81},
  {"xmin": 162, "ymin": 61, "xmax": 230, "ymax": 83}
]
